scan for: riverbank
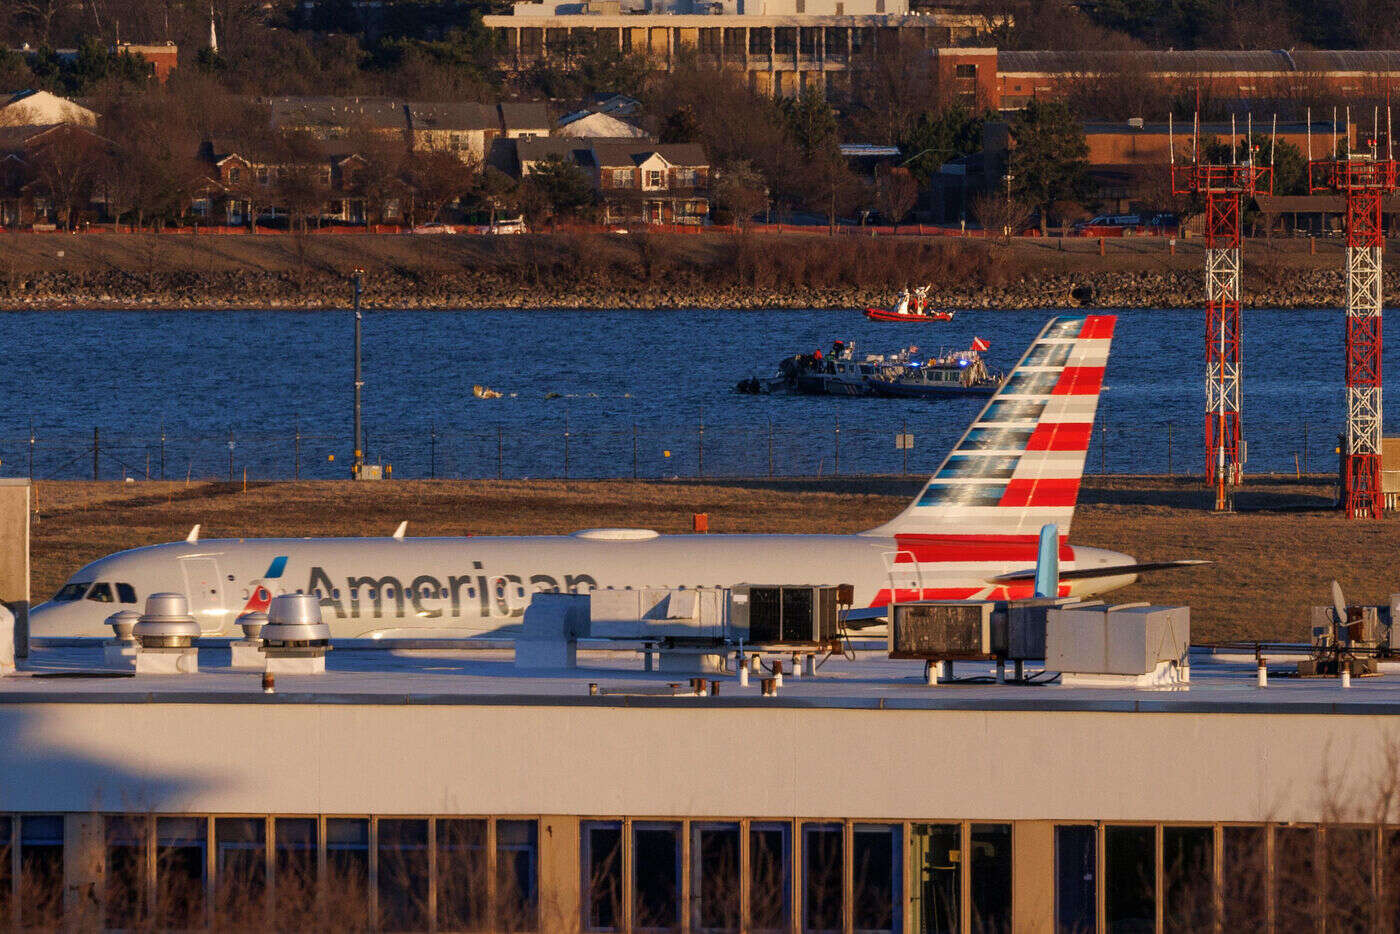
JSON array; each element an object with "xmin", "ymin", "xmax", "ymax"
[
  {"xmin": 0, "ymin": 231, "xmax": 1370, "ymax": 310},
  {"xmin": 25, "ymin": 474, "xmax": 1390, "ymax": 644}
]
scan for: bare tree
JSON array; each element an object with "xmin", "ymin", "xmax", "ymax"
[
  {"xmin": 873, "ymin": 165, "xmax": 919, "ymax": 229},
  {"xmin": 403, "ymin": 148, "xmax": 478, "ymax": 227},
  {"xmin": 970, "ymin": 189, "xmax": 1031, "ymax": 241},
  {"xmin": 28, "ymin": 127, "xmax": 106, "ymax": 229}
]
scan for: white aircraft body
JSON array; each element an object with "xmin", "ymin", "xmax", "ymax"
[{"xmin": 30, "ymin": 315, "xmax": 1148, "ymax": 641}]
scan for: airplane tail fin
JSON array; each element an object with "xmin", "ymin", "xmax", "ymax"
[{"xmin": 866, "ymin": 314, "xmax": 1115, "ymax": 539}]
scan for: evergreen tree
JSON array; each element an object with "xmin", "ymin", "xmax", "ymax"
[{"xmin": 1007, "ymin": 100, "xmax": 1091, "ymax": 232}]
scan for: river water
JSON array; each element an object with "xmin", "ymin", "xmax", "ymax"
[{"xmin": 0, "ymin": 308, "xmax": 1373, "ymax": 480}]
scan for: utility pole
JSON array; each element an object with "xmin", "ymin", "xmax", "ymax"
[{"xmin": 352, "ymin": 270, "xmax": 364, "ymax": 479}]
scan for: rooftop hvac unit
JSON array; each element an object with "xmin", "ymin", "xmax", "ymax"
[
  {"xmin": 731, "ymin": 584, "xmax": 840, "ymax": 644},
  {"xmin": 889, "ymin": 602, "xmax": 994, "ymax": 660}
]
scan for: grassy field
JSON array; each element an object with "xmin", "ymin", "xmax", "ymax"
[{"xmin": 26, "ymin": 474, "xmax": 1398, "ymax": 644}]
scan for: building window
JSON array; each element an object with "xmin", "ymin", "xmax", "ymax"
[
  {"xmin": 1055, "ymin": 825, "xmax": 1095, "ymax": 934},
  {"xmin": 633, "ymin": 822, "xmax": 681, "ymax": 930},
  {"xmin": 750, "ymin": 822, "xmax": 790, "ymax": 931},
  {"xmin": 229, "ymin": 168, "xmax": 241, "ymax": 183},
  {"xmin": 437, "ymin": 819, "xmax": 488, "ymax": 930},
  {"xmin": 105, "ymin": 816, "xmax": 148, "ymax": 928},
  {"xmin": 1106, "ymin": 826, "xmax": 1154, "ymax": 932},
  {"xmin": 1222, "ymin": 826, "xmax": 1267, "ymax": 931},
  {"xmin": 497, "ymin": 819, "xmax": 539, "ymax": 927},
  {"xmin": 852, "ymin": 824, "xmax": 900, "ymax": 932},
  {"xmin": 19, "ymin": 815, "xmax": 63, "ymax": 927},
  {"xmin": 955, "ymin": 64, "xmax": 977, "ymax": 79},
  {"xmin": 674, "ymin": 168, "xmax": 699, "ymax": 188},
  {"xmin": 1326, "ymin": 827, "xmax": 1374, "ymax": 931},
  {"xmin": 215, "ymin": 817, "xmax": 266, "ymax": 922},
  {"xmin": 911, "ymin": 824, "xmax": 959, "ymax": 934},
  {"xmin": 325, "ymin": 818, "xmax": 369, "ymax": 901},
  {"xmin": 583, "ymin": 821, "xmax": 623, "ymax": 931},
  {"xmin": 645, "ymin": 170, "xmax": 665, "ymax": 190},
  {"xmin": 257, "ymin": 167, "xmax": 270, "ymax": 185},
  {"xmin": 0, "ymin": 816, "xmax": 11, "ymax": 925},
  {"xmin": 612, "ymin": 169, "xmax": 632, "ymax": 188},
  {"xmin": 377, "ymin": 819, "xmax": 429, "ymax": 932},
  {"xmin": 802, "ymin": 823, "xmax": 843, "ymax": 933},
  {"xmin": 273, "ymin": 818, "xmax": 317, "ymax": 917},
  {"xmin": 156, "ymin": 817, "xmax": 206, "ymax": 930},
  {"xmin": 692, "ymin": 823, "xmax": 740, "ymax": 930},
  {"xmin": 1163, "ymin": 826, "xmax": 1214, "ymax": 932},
  {"xmin": 971, "ymin": 824, "xmax": 1012, "ymax": 931},
  {"xmin": 1274, "ymin": 825, "xmax": 1318, "ymax": 927}
]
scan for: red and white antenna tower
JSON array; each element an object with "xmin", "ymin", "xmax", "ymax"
[
  {"xmin": 1310, "ymin": 107, "xmax": 1397, "ymax": 518},
  {"xmin": 1171, "ymin": 112, "xmax": 1273, "ymax": 511}
]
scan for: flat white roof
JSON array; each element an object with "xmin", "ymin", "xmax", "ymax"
[{"xmin": 6, "ymin": 644, "xmax": 1394, "ymax": 715}]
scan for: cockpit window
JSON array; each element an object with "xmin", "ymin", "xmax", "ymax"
[
  {"xmin": 54, "ymin": 582, "xmax": 90, "ymax": 602},
  {"xmin": 116, "ymin": 583, "xmax": 137, "ymax": 604},
  {"xmin": 86, "ymin": 582, "xmax": 115, "ymax": 603}
]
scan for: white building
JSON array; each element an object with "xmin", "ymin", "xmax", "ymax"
[{"xmin": 0, "ymin": 639, "xmax": 1396, "ymax": 932}]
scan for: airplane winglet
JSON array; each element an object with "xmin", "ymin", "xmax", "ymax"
[
  {"xmin": 1034, "ymin": 523, "xmax": 1059, "ymax": 598},
  {"xmin": 392, "ymin": 521, "xmax": 408, "ymax": 541},
  {"xmin": 186, "ymin": 524, "xmax": 200, "ymax": 543}
]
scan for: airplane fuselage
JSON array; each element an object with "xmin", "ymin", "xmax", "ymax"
[{"xmin": 28, "ymin": 532, "xmax": 1136, "ymax": 639}]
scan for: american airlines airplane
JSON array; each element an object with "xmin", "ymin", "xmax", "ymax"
[{"xmin": 30, "ymin": 314, "xmax": 1158, "ymax": 641}]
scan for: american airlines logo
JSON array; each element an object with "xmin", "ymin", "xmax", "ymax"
[{"xmin": 306, "ymin": 566, "xmax": 598, "ymax": 619}]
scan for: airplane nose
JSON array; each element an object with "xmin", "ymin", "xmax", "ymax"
[{"xmin": 26, "ymin": 602, "xmax": 104, "ymax": 639}]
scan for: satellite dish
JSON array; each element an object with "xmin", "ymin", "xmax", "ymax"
[{"xmin": 1331, "ymin": 579, "xmax": 1348, "ymax": 625}]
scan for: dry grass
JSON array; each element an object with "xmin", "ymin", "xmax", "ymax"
[
  {"xmin": 0, "ymin": 230, "xmax": 1350, "ymax": 283},
  {"xmin": 26, "ymin": 474, "xmax": 1397, "ymax": 644}
]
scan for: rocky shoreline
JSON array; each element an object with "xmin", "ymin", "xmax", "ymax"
[{"xmin": 0, "ymin": 266, "xmax": 1366, "ymax": 311}]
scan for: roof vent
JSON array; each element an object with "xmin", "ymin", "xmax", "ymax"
[
  {"xmin": 261, "ymin": 594, "xmax": 330, "ymax": 647},
  {"xmin": 571, "ymin": 528, "xmax": 660, "ymax": 541},
  {"xmin": 105, "ymin": 609, "xmax": 141, "ymax": 642},
  {"xmin": 133, "ymin": 593, "xmax": 200, "ymax": 648}
]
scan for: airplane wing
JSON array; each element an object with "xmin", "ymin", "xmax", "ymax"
[{"xmin": 989, "ymin": 560, "xmax": 1209, "ymax": 583}]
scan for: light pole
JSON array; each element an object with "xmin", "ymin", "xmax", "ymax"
[
  {"xmin": 352, "ymin": 270, "xmax": 364, "ymax": 479},
  {"xmin": 1002, "ymin": 173, "xmax": 1015, "ymax": 236}
]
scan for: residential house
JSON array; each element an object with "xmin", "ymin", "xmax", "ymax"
[
  {"xmin": 0, "ymin": 90, "xmax": 97, "ymax": 128},
  {"xmin": 513, "ymin": 137, "xmax": 710, "ymax": 224},
  {"xmin": 198, "ymin": 139, "xmax": 397, "ymax": 227},
  {"xmin": 590, "ymin": 141, "xmax": 710, "ymax": 225},
  {"xmin": 0, "ymin": 123, "xmax": 111, "ymax": 228},
  {"xmin": 268, "ymin": 97, "xmax": 406, "ymax": 142},
  {"xmin": 269, "ymin": 97, "xmax": 553, "ymax": 163},
  {"xmin": 499, "ymin": 102, "xmax": 552, "ymax": 139},
  {"xmin": 407, "ymin": 102, "xmax": 500, "ymax": 161},
  {"xmin": 555, "ymin": 110, "xmax": 650, "ymax": 139}
]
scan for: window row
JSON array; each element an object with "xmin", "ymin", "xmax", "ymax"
[
  {"xmin": 1055, "ymin": 823, "xmax": 1400, "ymax": 933},
  {"xmin": 580, "ymin": 820, "xmax": 1011, "ymax": 934},
  {"xmin": 0, "ymin": 815, "xmax": 537, "ymax": 931}
]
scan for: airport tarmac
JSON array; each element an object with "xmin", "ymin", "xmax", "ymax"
[{"xmin": 24, "ymin": 474, "xmax": 1394, "ymax": 645}]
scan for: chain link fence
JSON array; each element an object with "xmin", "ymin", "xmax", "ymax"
[{"xmin": 0, "ymin": 418, "xmax": 1333, "ymax": 482}]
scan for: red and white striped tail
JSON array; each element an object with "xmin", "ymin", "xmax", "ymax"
[{"xmin": 866, "ymin": 314, "xmax": 1115, "ymax": 539}]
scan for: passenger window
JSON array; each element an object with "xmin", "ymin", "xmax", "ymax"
[
  {"xmin": 115, "ymin": 583, "xmax": 137, "ymax": 604},
  {"xmin": 86, "ymin": 582, "xmax": 115, "ymax": 603}
]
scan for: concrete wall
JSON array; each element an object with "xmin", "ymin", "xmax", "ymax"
[
  {"xmin": 0, "ymin": 481, "xmax": 28, "ymax": 658},
  {"xmin": 0, "ymin": 700, "xmax": 1394, "ymax": 823}
]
